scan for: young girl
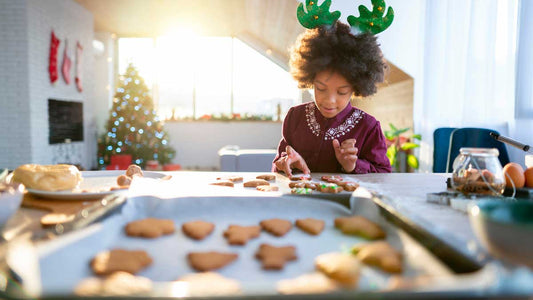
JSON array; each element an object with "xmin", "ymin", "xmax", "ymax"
[{"xmin": 273, "ymin": 21, "xmax": 391, "ymax": 176}]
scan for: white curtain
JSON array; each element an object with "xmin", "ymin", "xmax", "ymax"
[{"xmin": 417, "ymin": 0, "xmax": 519, "ymax": 172}]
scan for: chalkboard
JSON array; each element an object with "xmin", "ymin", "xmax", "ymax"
[{"xmin": 48, "ymin": 99, "xmax": 84, "ymax": 144}]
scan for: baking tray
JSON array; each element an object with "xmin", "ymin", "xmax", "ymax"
[{"xmin": 16, "ymin": 192, "xmax": 477, "ymax": 298}]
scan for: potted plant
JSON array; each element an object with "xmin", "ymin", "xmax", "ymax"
[{"xmin": 384, "ymin": 123, "xmax": 421, "ymax": 172}]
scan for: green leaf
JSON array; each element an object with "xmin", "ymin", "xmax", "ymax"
[
  {"xmin": 389, "ymin": 123, "xmax": 398, "ymax": 131},
  {"xmin": 394, "ymin": 127, "xmax": 409, "ymax": 136},
  {"xmin": 386, "ymin": 146, "xmax": 397, "ymax": 166},
  {"xmin": 384, "ymin": 131, "xmax": 395, "ymax": 140},
  {"xmin": 400, "ymin": 142, "xmax": 420, "ymax": 151},
  {"xmin": 407, "ymin": 154, "xmax": 419, "ymax": 169},
  {"xmin": 412, "ymin": 134, "xmax": 422, "ymax": 140}
]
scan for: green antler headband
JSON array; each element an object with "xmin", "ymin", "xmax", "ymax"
[
  {"xmin": 296, "ymin": 0, "xmax": 394, "ymax": 35},
  {"xmin": 347, "ymin": 0, "xmax": 394, "ymax": 34},
  {"xmin": 296, "ymin": 0, "xmax": 341, "ymax": 29}
]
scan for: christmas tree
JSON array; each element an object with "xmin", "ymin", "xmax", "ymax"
[{"xmin": 97, "ymin": 63, "xmax": 175, "ymax": 169}]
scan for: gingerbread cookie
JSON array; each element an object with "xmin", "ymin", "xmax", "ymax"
[
  {"xmin": 75, "ymin": 272, "xmax": 152, "ymax": 296},
  {"xmin": 256, "ymin": 174, "xmax": 276, "ymax": 181},
  {"xmin": 243, "ymin": 179, "xmax": 270, "ymax": 187},
  {"xmin": 125, "ymin": 218, "xmax": 175, "ymax": 238},
  {"xmin": 182, "ymin": 220, "xmax": 215, "ymax": 240},
  {"xmin": 209, "ymin": 180, "xmax": 234, "ymax": 187},
  {"xmin": 387, "ymin": 275, "xmax": 432, "ymax": 291},
  {"xmin": 216, "ymin": 175, "xmax": 243, "ymax": 182},
  {"xmin": 91, "ymin": 249, "xmax": 153, "ymax": 276},
  {"xmin": 352, "ymin": 241, "xmax": 403, "ymax": 273},
  {"xmin": 177, "ymin": 272, "xmax": 242, "ymax": 296},
  {"xmin": 334, "ymin": 216, "xmax": 386, "ymax": 240},
  {"xmin": 295, "ymin": 218, "xmax": 325, "ymax": 235},
  {"xmin": 260, "ymin": 219, "xmax": 292, "ymax": 237},
  {"xmin": 321, "ymin": 175, "xmax": 343, "ymax": 183},
  {"xmin": 126, "ymin": 165, "xmax": 143, "ymax": 177},
  {"xmin": 315, "ymin": 252, "xmax": 361, "ymax": 287},
  {"xmin": 305, "ymin": 182, "xmax": 319, "ymax": 190},
  {"xmin": 187, "ymin": 251, "xmax": 238, "ymax": 271},
  {"xmin": 289, "ymin": 181, "xmax": 305, "ymax": 188},
  {"xmin": 337, "ymin": 181, "xmax": 359, "ymax": 192},
  {"xmin": 291, "ymin": 187, "xmax": 313, "ymax": 194},
  {"xmin": 116, "ymin": 165, "xmax": 144, "ymax": 187},
  {"xmin": 223, "ymin": 225, "xmax": 261, "ymax": 245},
  {"xmin": 317, "ymin": 183, "xmax": 343, "ymax": 193},
  {"xmin": 116, "ymin": 174, "xmax": 133, "ymax": 187},
  {"xmin": 257, "ymin": 185, "xmax": 279, "ymax": 192},
  {"xmin": 255, "ymin": 243, "xmax": 297, "ymax": 270},
  {"xmin": 289, "ymin": 174, "xmax": 311, "ymax": 181},
  {"xmin": 277, "ymin": 272, "xmax": 339, "ymax": 294}
]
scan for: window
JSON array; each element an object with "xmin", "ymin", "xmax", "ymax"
[
  {"xmin": 516, "ymin": 0, "xmax": 533, "ymax": 119},
  {"xmin": 118, "ymin": 36, "xmax": 300, "ymax": 121}
]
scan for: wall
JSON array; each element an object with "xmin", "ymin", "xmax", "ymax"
[
  {"xmin": 93, "ymin": 32, "xmax": 116, "ymax": 135},
  {"xmin": 0, "ymin": 0, "xmax": 95, "ymax": 170},
  {"xmin": 0, "ymin": 0, "xmax": 32, "ymax": 167},
  {"xmin": 164, "ymin": 121, "xmax": 282, "ymax": 170}
]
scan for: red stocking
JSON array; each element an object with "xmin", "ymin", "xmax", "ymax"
[
  {"xmin": 61, "ymin": 40, "xmax": 72, "ymax": 84},
  {"xmin": 48, "ymin": 31, "xmax": 60, "ymax": 84},
  {"xmin": 75, "ymin": 42, "xmax": 83, "ymax": 92}
]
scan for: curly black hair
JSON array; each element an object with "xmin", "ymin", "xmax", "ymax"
[{"xmin": 289, "ymin": 21, "xmax": 386, "ymax": 97}]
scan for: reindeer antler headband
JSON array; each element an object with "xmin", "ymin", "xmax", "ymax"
[{"xmin": 297, "ymin": 0, "xmax": 394, "ymax": 34}]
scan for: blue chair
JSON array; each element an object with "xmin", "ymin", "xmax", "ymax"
[
  {"xmin": 433, "ymin": 127, "xmax": 457, "ymax": 173},
  {"xmin": 446, "ymin": 128, "xmax": 510, "ymax": 173}
]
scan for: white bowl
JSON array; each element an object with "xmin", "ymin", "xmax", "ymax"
[
  {"xmin": 469, "ymin": 200, "xmax": 533, "ymax": 269},
  {"xmin": 0, "ymin": 181, "xmax": 24, "ymax": 227}
]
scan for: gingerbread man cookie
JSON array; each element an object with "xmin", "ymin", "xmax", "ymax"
[
  {"xmin": 255, "ymin": 243, "xmax": 297, "ymax": 270},
  {"xmin": 337, "ymin": 181, "xmax": 359, "ymax": 192},
  {"xmin": 321, "ymin": 175, "xmax": 343, "ymax": 183},
  {"xmin": 289, "ymin": 181, "xmax": 306, "ymax": 188},
  {"xmin": 223, "ymin": 225, "xmax": 261, "ymax": 245},
  {"xmin": 291, "ymin": 187, "xmax": 314, "ymax": 194},
  {"xmin": 317, "ymin": 183, "xmax": 343, "ymax": 193}
]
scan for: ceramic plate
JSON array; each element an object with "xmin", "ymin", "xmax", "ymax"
[{"xmin": 25, "ymin": 171, "xmax": 166, "ymax": 200}]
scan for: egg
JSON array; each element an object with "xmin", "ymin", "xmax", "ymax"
[
  {"xmin": 503, "ymin": 163, "xmax": 525, "ymax": 188},
  {"xmin": 524, "ymin": 167, "xmax": 533, "ymax": 188}
]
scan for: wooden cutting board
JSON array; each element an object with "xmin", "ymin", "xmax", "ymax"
[{"xmin": 21, "ymin": 193, "xmax": 101, "ymax": 226}]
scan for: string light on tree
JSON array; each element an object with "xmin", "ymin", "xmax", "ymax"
[{"xmin": 97, "ymin": 63, "xmax": 176, "ymax": 169}]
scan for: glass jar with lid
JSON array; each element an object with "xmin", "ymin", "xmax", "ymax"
[{"xmin": 451, "ymin": 148, "xmax": 505, "ymax": 196}]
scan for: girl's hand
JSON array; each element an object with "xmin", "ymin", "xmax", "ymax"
[
  {"xmin": 275, "ymin": 145, "xmax": 310, "ymax": 177},
  {"xmin": 333, "ymin": 139, "xmax": 358, "ymax": 173}
]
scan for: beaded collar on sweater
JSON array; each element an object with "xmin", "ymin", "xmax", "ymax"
[{"xmin": 305, "ymin": 102, "xmax": 364, "ymax": 140}]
